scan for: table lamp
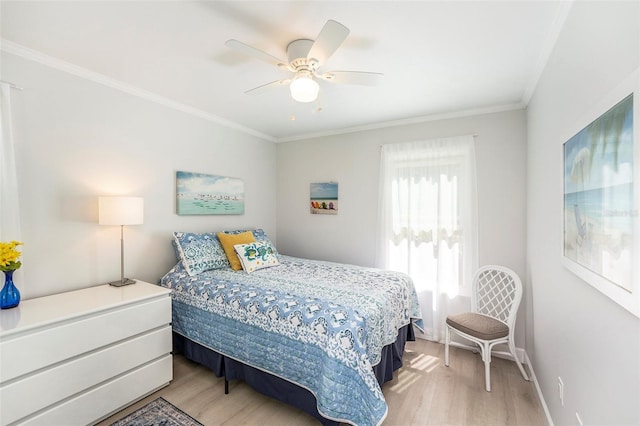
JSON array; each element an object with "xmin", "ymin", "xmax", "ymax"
[{"xmin": 98, "ymin": 196, "xmax": 143, "ymax": 286}]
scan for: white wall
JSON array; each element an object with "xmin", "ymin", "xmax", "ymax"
[
  {"xmin": 276, "ymin": 109, "xmax": 528, "ymax": 345},
  {"xmin": 527, "ymin": 1, "xmax": 640, "ymax": 425},
  {"xmin": 3, "ymin": 52, "xmax": 277, "ymax": 299}
]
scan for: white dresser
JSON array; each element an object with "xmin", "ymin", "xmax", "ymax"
[{"xmin": 0, "ymin": 281, "xmax": 173, "ymax": 426}]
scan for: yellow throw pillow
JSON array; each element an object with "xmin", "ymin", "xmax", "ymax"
[{"xmin": 217, "ymin": 231, "xmax": 256, "ymax": 271}]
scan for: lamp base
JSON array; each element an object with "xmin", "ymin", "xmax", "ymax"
[{"xmin": 108, "ymin": 278, "xmax": 136, "ymax": 287}]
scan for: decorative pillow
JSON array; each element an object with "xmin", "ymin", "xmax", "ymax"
[
  {"xmin": 234, "ymin": 241, "xmax": 280, "ymax": 273},
  {"xmin": 172, "ymin": 232, "xmax": 230, "ymax": 276},
  {"xmin": 171, "ymin": 238, "xmax": 181, "ymax": 261},
  {"xmin": 220, "ymin": 228, "xmax": 279, "ymax": 257},
  {"xmin": 217, "ymin": 231, "xmax": 256, "ymax": 271}
]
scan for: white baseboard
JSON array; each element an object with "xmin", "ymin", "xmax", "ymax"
[
  {"xmin": 419, "ymin": 336, "xmax": 553, "ymax": 425},
  {"xmin": 493, "ymin": 348, "xmax": 553, "ymax": 426},
  {"xmin": 443, "ymin": 342, "xmax": 553, "ymax": 426},
  {"xmin": 523, "ymin": 351, "xmax": 554, "ymax": 426}
]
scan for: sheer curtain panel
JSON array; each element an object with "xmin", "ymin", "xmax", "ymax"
[
  {"xmin": 377, "ymin": 136, "xmax": 478, "ymax": 342},
  {"xmin": 0, "ymin": 82, "xmax": 21, "ymax": 241}
]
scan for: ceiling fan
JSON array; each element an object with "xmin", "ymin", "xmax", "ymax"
[{"xmin": 225, "ymin": 20, "xmax": 382, "ymax": 103}]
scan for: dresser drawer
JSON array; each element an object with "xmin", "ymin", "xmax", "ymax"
[
  {"xmin": 1, "ymin": 326, "xmax": 172, "ymax": 425},
  {"xmin": 18, "ymin": 355, "xmax": 173, "ymax": 426},
  {"xmin": 0, "ymin": 296, "xmax": 170, "ymax": 383}
]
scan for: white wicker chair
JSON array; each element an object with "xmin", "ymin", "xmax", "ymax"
[{"xmin": 444, "ymin": 265, "xmax": 529, "ymax": 391}]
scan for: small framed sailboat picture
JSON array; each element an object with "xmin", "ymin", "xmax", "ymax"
[{"xmin": 176, "ymin": 171, "xmax": 244, "ymax": 215}]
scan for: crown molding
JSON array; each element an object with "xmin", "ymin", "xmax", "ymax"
[
  {"xmin": 521, "ymin": 1, "xmax": 574, "ymax": 105},
  {"xmin": 0, "ymin": 39, "xmax": 275, "ymax": 142},
  {"xmin": 1, "ymin": 35, "xmax": 544, "ymax": 145},
  {"xmin": 276, "ymin": 102, "xmax": 526, "ymax": 143}
]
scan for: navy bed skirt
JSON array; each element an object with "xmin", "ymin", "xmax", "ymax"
[{"xmin": 173, "ymin": 324, "xmax": 415, "ymax": 425}]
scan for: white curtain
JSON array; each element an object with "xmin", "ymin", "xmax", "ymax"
[
  {"xmin": 377, "ymin": 135, "xmax": 478, "ymax": 342},
  {"xmin": 0, "ymin": 82, "xmax": 21, "ymax": 242}
]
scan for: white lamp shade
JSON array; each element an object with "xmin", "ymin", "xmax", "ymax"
[
  {"xmin": 290, "ymin": 75, "xmax": 319, "ymax": 103},
  {"xmin": 99, "ymin": 196, "xmax": 144, "ymax": 225}
]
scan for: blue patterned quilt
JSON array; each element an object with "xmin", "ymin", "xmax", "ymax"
[{"xmin": 160, "ymin": 255, "xmax": 422, "ymax": 426}]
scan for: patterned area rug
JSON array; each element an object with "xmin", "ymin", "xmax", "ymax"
[{"xmin": 110, "ymin": 397, "xmax": 203, "ymax": 426}]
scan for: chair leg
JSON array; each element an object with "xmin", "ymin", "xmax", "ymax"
[
  {"xmin": 509, "ymin": 340, "xmax": 529, "ymax": 381},
  {"xmin": 482, "ymin": 342, "xmax": 491, "ymax": 392},
  {"xmin": 444, "ymin": 325, "xmax": 450, "ymax": 366}
]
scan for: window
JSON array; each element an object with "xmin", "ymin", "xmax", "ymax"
[{"xmin": 377, "ymin": 135, "xmax": 478, "ymax": 341}]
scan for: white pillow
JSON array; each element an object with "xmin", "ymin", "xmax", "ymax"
[{"xmin": 233, "ymin": 240, "xmax": 280, "ymax": 273}]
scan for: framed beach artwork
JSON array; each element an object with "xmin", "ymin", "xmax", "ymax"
[
  {"xmin": 310, "ymin": 182, "xmax": 338, "ymax": 215},
  {"xmin": 562, "ymin": 89, "xmax": 639, "ymax": 317},
  {"xmin": 176, "ymin": 171, "xmax": 244, "ymax": 215}
]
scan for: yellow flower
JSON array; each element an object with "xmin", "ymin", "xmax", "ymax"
[{"xmin": 0, "ymin": 241, "xmax": 23, "ymax": 272}]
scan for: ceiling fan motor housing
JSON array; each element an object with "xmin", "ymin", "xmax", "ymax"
[{"xmin": 287, "ymin": 39, "xmax": 318, "ymax": 72}]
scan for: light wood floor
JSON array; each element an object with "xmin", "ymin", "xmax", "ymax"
[{"xmin": 98, "ymin": 339, "xmax": 548, "ymax": 426}]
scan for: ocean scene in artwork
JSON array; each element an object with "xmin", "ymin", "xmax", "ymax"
[
  {"xmin": 310, "ymin": 182, "xmax": 338, "ymax": 215},
  {"xmin": 177, "ymin": 171, "xmax": 244, "ymax": 215},
  {"xmin": 563, "ymin": 94, "xmax": 634, "ymax": 291}
]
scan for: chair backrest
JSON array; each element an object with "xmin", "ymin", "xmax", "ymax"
[{"xmin": 471, "ymin": 265, "xmax": 523, "ymax": 329}]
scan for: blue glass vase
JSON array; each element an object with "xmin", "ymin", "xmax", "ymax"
[{"xmin": 1, "ymin": 269, "xmax": 20, "ymax": 309}]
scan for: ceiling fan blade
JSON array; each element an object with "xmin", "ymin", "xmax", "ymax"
[
  {"xmin": 225, "ymin": 39, "xmax": 287, "ymax": 68},
  {"xmin": 245, "ymin": 79, "xmax": 291, "ymax": 96},
  {"xmin": 318, "ymin": 71, "xmax": 383, "ymax": 86},
  {"xmin": 307, "ymin": 20, "xmax": 350, "ymax": 65}
]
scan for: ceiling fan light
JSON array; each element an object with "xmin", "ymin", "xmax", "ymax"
[{"xmin": 290, "ymin": 76, "xmax": 319, "ymax": 103}]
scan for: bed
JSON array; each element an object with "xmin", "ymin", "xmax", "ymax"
[{"xmin": 160, "ymin": 229, "xmax": 423, "ymax": 426}]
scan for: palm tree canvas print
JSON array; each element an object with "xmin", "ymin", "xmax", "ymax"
[{"xmin": 563, "ymin": 93, "xmax": 634, "ymax": 292}]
